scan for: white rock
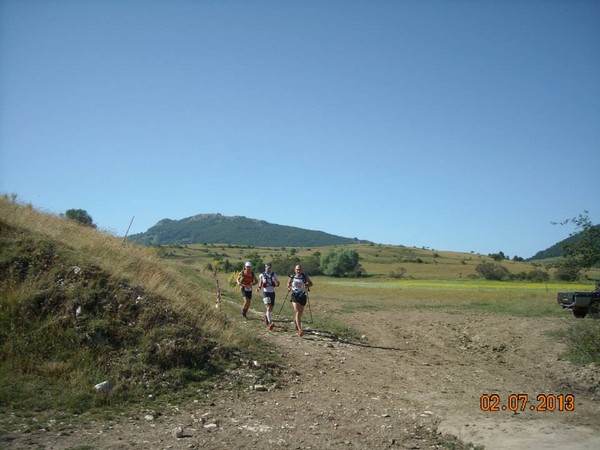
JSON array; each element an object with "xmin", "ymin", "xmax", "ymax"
[{"xmin": 94, "ymin": 381, "xmax": 112, "ymax": 392}]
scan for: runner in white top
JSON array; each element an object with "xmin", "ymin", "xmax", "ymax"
[
  {"xmin": 257, "ymin": 263, "xmax": 280, "ymax": 330},
  {"xmin": 286, "ymin": 264, "xmax": 313, "ymax": 336}
]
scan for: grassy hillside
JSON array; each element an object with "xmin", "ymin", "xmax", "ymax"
[
  {"xmin": 0, "ymin": 197, "xmax": 278, "ymax": 416},
  {"xmin": 127, "ymin": 213, "xmax": 371, "ymax": 247},
  {"xmin": 157, "ymin": 241, "xmax": 600, "ymax": 282}
]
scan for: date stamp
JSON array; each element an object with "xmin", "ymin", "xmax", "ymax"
[{"xmin": 480, "ymin": 394, "xmax": 575, "ymax": 412}]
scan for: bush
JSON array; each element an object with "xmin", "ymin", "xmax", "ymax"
[
  {"xmin": 527, "ymin": 269, "xmax": 550, "ymax": 282},
  {"xmin": 475, "ymin": 262, "xmax": 510, "ymax": 281},
  {"xmin": 65, "ymin": 209, "xmax": 96, "ymax": 228},
  {"xmin": 555, "ymin": 265, "xmax": 580, "ymax": 281},
  {"xmin": 389, "ymin": 267, "xmax": 407, "ymax": 279},
  {"xmin": 320, "ymin": 249, "xmax": 364, "ymax": 277},
  {"xmin": 562, "ymin": 320, "xmax": 600, "ymax": 365}
]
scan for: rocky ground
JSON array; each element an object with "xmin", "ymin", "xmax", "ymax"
[{"xmin": 2, "ymin": 308, "xmax": 599, "ymax": 449}]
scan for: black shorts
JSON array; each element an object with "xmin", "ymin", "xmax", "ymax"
[
  {"xmin": 262, "ymin": 291, "xmax": 275, "ymax": 306},
  {"xmin": 241, "ymin": 287, "xmax": 253, "ymax": 299},
  {"xmin": 291, "ymin": 291, "xmax": 307, "ymax": 306}
]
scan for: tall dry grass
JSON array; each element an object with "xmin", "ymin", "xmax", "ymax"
[{"xmin": 0, "ymin": 195, "xmax": 238, "ymax": 344}]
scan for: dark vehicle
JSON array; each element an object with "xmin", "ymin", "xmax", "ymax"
[{"xmin": 557, "ymin": 282, "xmax": 600, "ymax": 318}]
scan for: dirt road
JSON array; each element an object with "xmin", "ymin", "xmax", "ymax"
[{"xmin": 3, "ymin": 309, "xmax": 599, "ymax": 449}]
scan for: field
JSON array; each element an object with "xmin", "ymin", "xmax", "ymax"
[
  {"xmin": 2, "ymin": 199, "xmax": 599, "ymax": 449},
  {"xmin": 161, "ymin": 241, "xmax": 598, "ymax": 320}
]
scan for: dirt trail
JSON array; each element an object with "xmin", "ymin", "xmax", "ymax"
[{"xmin": 3, "ymin": 309, "xmax": 599, "ymax": 449}]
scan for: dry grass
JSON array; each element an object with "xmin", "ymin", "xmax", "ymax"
[{"xmin": 0, "ymin": 196, "xmax": 237, "ymax": 343}]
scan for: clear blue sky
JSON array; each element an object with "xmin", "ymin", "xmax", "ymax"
[{"xmin": 1, "ymin": 0, "xmax": 598, "ymax": 258}]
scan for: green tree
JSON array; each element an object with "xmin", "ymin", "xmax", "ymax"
[
  {"xmin": 526, "ymin": 269, "xmax": 550, "ymax": 282},
  {"xmin": 475, "ymin": 262, "xmax": 510, "ymax": 281},
  {"xmin": 239, "ymin": 252, "xmax": 263, "ymax": 271},
  {"xmin": 488, "ymin": 251, "xmax": 506, "ymax": 261},
  {"xmin": 555, "ymin": 265, "xmax": 580, "ymax": 282},
  {"xmin": 320, "ymin": 248, "xmax": 363, "ymax": 277},
  {"xmin": 65, "ymin": 209, "xmax": 96, "ymax": 228},
  {"xmin": 554, "ymin": 211, "xmax": 600, "ymax": 280}
]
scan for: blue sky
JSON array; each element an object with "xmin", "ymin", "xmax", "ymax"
[{"xmin": 1, "ymin": 0, "xmax": 598, "ymax": 258}]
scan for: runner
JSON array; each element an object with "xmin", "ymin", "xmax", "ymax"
[
  {"xmin": 287, "ymin": 264, "xmax": 313, "ymax": 336},
  {"xmin": 237, "ymin": 262, "xmax": 258, "ymax": 319},
  {"xmin": 257, "ymin": 263, "xmax": 280, "ymax": 330}
]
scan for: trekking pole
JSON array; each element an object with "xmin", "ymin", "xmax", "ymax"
[
  {"xmin": 306, "ymin": 289, "xmax": 313, "ymax": 323},
  {"xmin": 278, "ymin": 290, "xmax": 290, "ymax": 316}
]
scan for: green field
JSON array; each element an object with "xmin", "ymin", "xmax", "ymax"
[{"xmin": 161, "ymin": 241, "xmax": 598, "ymax": 319}]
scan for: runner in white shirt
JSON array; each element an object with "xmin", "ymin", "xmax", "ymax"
[{"xmin": 257, "ymin": 263, "xmax": 280, "ymax": 330}]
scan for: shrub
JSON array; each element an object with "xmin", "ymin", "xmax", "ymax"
[
  {"xmin": 555, "ymin": 264, "xmax": 580, "ymax": 281},
  {"xmin": 64, "ymin": 209, "xmax": 96, "ymax": 228},
  {"xmin": 389, "ymin": 267, "xmax": 407, "ymax": 279},
  {"xmin": 527, "ymin": 269, "xmax": 549, "ymax": 282},
  {"xmin": 320, "ymin": 249, "xmax": 364, "ymax": 277},
  {"xmin": 475, "ymin": 262, "xmax": 510, "ymax": 281},
  {"xmin": 562, "ymin": 320, "xmax": 600, "ymax": 365}
]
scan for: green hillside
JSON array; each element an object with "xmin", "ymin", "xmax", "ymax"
[
  {"xmin": 528, "ymin": 225, "xmax": 600, "ymax": 261},
  {"xmin": 127, "ymin": 213, "xmax": 371, "ymax": 247}
]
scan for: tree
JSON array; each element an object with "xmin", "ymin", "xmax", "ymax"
[
  {"xmin": 65, "ymin": 209, "xmax": 96, "ymax": 228},
  {"xmin": 240, "ymin": 252, "xmax": 263, "ymax": 271},
  {"xmin": 320, "ymin": 248, "xmax": 364, "ymax": 277},
  {"xmin": 554, "ymin": 211, "xmax": 600, "ymax": 280},
  {"xmin": 475, "ymin": 262, "xmax": 510, "ymax": 281},
  {"xmin": 488, "ymin": 251, "xmax": 507, "ymax": 261},
  {"xmin": 527, "ymin": 269, "xmax": 550, "ymax": 283}
]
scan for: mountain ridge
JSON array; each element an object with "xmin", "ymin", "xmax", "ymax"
[{"xmin": 127, "ymin": 213, "xmax": 372, "ymax": 247}]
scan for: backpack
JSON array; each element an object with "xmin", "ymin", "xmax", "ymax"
[
  {"xmin": 262, "ymin": 272, "xmax": 276, "ymax": 287},
  {"xmin": 289, "ymin": 272, "xmax": 308, "ymax": 292},
  {"xmin": 239, "ymin": 270, "xmax": 255, "ymax": 287},
  {"xmin": 290, "ymin": 272, "xmax": 306, "ymax": 283}
]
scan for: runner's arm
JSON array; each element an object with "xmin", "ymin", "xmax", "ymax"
[{"xmin": 305, "ymin": 275, "xmax": 313, "ymax": 289}]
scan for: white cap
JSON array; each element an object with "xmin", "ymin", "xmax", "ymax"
[{"xmin": 244, "ymin": 261, "xmax": 252, "ymax": 267}]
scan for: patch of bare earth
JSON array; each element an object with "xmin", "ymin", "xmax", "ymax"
[{"xmin": 2, "ymin": 309, "xmax": 599, "ymax": 449}]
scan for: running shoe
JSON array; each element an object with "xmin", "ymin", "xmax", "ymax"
[{"xmin": 268, "ymin": 323, "xmax": 275, "ymax": 331}]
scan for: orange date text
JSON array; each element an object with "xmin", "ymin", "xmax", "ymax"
[{"xmin": 479, "ymin": 394, "xmax": 575, "ymax": 412}]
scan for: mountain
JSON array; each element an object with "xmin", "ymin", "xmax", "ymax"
[
  {"xmin": 527, "ymin": 224, "xmax": 600, "ymax": 261},
  {"xmin": 127, "ymin": 213, "xmax": 371, "ymax": 247}
]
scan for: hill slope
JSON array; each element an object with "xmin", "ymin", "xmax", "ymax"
[
  {"xmin": 127, "ymin": 213, "xmax": 371, "ymax": 247},
  {"xmin": 0, "ymin": 198, "xmax": 273, "ymax": 414},
  {"xmin": 528, "ymin": 224, "xmax": 600, "ymax": 261}
]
